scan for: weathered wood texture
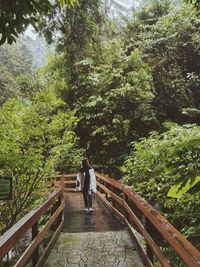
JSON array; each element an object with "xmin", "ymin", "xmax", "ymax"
[
  {"xmin": 2, "ymin": 172, "xmax": 200, "ymax": 267},
  {"xmin": 95, "ymin": 173, "xmax": 200, "ymax": 267},
  {"xmin": 44, "ymin": 191, "xmax": 145, "ymax": 267},
  {"xmin": 0, "ymin": 189, "xmax": 64, "ymax": 267},
  {"xmin": 53, "ymin": 173, "xmax": 200, "ymax": 267},
  {"xmin": 63, "ymin": 192, "xmax": 124, "ymax": 233}
]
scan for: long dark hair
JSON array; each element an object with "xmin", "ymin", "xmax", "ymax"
[{"xmin": 80, "ymin": 158, "xmax": 92, "ymax": 172}]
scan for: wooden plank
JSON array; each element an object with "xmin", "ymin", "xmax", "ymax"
[
  {"xmin": 0, "ymin": 189, "xmax": 63, "ymax": 260},
  {"xmin": 32, "ymin": 222, "xmax": 39, "ymax": 266},
  {"xmin": 36, "ymin": 220, "xmax": 64, "ymax": 267},
  {"xmin": 96, "ymin": 192, "xmax": 153, "ymax": 267},
  {"xmin": 96, "ymin": 191, "xmax": 125, "ymax": 224},
  {"xmin": 123, "ymin": 202, "xmax": 170, "ymax": 267},
  {"xmin": 64, "ymin": 188, "xmax": 76, "ymax": 192},
  {"xmin": 124, "ymin": 187, "xmax": 200, "ymax": 267},
  {"xmin": 97, "ymin": 192, "xmax": 169, "ymax": 267},
  {"xmin": 60, "ymin": 176, "xmax": 65, "ymax": 189},
  {"xmin": 96, "ymin": 173, "xmax": 200, "ymax": 266},
  {"xmin": 125, "ymin": 220, "xmax": 154, "ymax": 267},
  {"xmin": 63, "ymin": 174, "xmax": 76, "ymax": 178},
  {"xmin": 64, "ymin": 181, "xmax": 76, "ymax": 184},
  {"xmin": 63, "ymin": 192, "xmax": 124, "ymax": 233},
  {"xmin": 97, "ymin": 182, "xmax": 124, "ymax": 206},
  {"xmin": 14, "ymin": 204, "xmax": 63, "ymax": 267},
  {"xmin": 96, "ymin": 173, "xmax": 124, "ymax": 191}
]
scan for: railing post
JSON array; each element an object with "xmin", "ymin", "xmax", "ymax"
[
  {"xmin": 111, "ymin": 185, "xmax": 116, "ymax": 208},
  {"xmin": 58, "ymin": 193, "xmax": 63, "ymax": 225},
  {"xmin": 145, "ymin": 217, "xmax": 154, "ymax": 264},
  {"xmin": 51, "ymin": 191, "xmax": 63, "ymax": 230},
  {"xmin": 99, "ymin": 179, "xmax": 104, "ymax": 194},
  {"xmin": 60, "ymin": 174, "xmax": 65, "ymax": 190},
  {"xmin": 104, "ymin": 181, "xmax": 108, "ymax": 199},
  {"xmin": 123, "ymin": 188, "xmax": 129, "ymax": 220},
  {"xmin": 32, "ymin": 222, "xmax": 39, "ymax": 266}
]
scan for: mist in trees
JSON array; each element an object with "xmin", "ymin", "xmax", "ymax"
[
  {"xmin": 40, "ymin": 0, "xmax": 199, "ymax": 173},
  {"xmin": 0, "ymin": 0, "xmax": 200, "ymax": 259},
  {"xmin": 0, "ymin": 43, "xmax": 31, "ymax": 105}
]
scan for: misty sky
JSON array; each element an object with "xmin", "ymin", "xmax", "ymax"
[
  {"xmin": 25, "ymin": 0, "xmax": 136, "ymax": 38},
  {"xmin": 116, "ymin": 0, "xmax": 133, "ymax": 8}
]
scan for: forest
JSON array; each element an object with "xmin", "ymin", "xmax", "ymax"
[{"xmin": 0, "ymin": 0, "xmax": 200, "ymax": 265}]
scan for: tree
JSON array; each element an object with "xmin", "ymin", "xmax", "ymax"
[
  {"xmin": 65, "ymin": 43, "xmax": 156, "ymax": 174},
  {"xmin": 18, "ymin": 35, "xmax": 50, "ymax": 69},
  {"xmin": 135, "ymin": 0, "xmax": 172, "ymax": 25},
  {"xmin": 185, "ymin": 0, "xmax": 200, "ymax": 8},
  {"xmin": 124, "ymin": 3, "xmax": 200, "ymax": 124},
  {"xmin": 121, "ymin": 123, "xmax": 200, "ymax": 251},
  {"xmin": 16, "ymin": 74, "xmax": 41, "ymax": 99},
  {"xmin": 0, "ymin": 0, "xmax": 77, "ymax": 45},
  {"xmin": 0, "ymin": 92, "xmax": 80, "ymax": 233},
  {"xmin": 0, "ymin": 43, "xmax": 32, "ymax": 105},
  {"xmin": 36, "ymin": 1, "xmax": 157, "ymax": 174}
]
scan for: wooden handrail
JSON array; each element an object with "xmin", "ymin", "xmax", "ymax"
[
  {"xmin": 124, "ymin": 187, "xmax": 200, "ymax": 266},
  {"xmin": 95, "ymin": 173, "xmax": 200, "ymax": 267},
  {"xmin": 47, "ymin": 174, "xmax": 77, "ymax": 192},
  {"xmin": 0, "ymin": 188, "xmax": 64, "ymax": 267},
  {"xmin": 46, "ymin": 173, "xmax": 200, "ymax": 266}
]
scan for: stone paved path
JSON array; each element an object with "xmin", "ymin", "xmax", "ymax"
[
  {"xmin": 44, "ymin": 231, "xmax": 145, "ymax": 267},
  {"xmin": 44, "ymin": 192, "xmax": 145, "ymax": 267}
]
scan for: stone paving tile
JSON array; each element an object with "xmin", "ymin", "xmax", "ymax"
[{"xmin": 44, "ymin": 230, "xmax": 145, "ymax": 267}]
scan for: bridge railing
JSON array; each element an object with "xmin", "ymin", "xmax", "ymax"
[
  {"xmin": 95, "ymin": 173, "xmax": 200, "ymax": 267},
  {"xmin": 47, "ymin": 174, "xmax": 76, "ymax": 192},
  {"xmin": 7, "ymin": 173, "xmax": 199, "ymax": 267},
  {"xmin": 53, "ymin": 173, "xmax": 200, "ymax": 266},
  {"xmin": 0, "ymin": 188, "xmax": 63, "ymax": 267}
]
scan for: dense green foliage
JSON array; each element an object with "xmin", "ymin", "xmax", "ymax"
[
  {"xmin": 37, "ymin": 1, "xmax": 199, "ymax": 255},
  {"xmin": 121, "ymin": 123, "xmax": 200, "ymax": 248},
  {"xmin": 0, "ymin": 92, "xmax": 80, "ymax": 232},
  {"xmin": 43, "ymin": 1, "xmax": 200, "ymax": 175},
  {"xmin": 0, "ymin": 35, "xmax": 52, "ymax": 105},
  {"xmin": 0, "ymin": 43, "xmax": 32, "ymax": 105},
  {"xmin": 0, "ymin": 0, "xmax": 77, "ymax": 45},
  {"xmin": 0, "ymin": 0, "xmax": 200, "ymax": 262},
  {"xmin": 72, "ymin": 47, "xmax": 156, "ymax": 173}
]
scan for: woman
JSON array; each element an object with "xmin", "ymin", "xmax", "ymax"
[{"xmin": 76, "ymin": 158, "xmax": 97, "ymax": 212}]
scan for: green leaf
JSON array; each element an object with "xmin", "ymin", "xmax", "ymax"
[{"xmin": 168, "ymin": 176, "xmax": 200, "ymax": 198}]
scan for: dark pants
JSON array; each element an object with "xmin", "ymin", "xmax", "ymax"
[{"xmin": 82, "ymin": 189, "xmax": 92, "ymax": 208}]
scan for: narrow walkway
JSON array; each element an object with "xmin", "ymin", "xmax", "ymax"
[
  {"xmin": 44, "ymin": 192, "xmax": 145, "ymax": 267},
  {"xmin": 63, "ymin": 192, "xmax": 123, "ymax": 232}
]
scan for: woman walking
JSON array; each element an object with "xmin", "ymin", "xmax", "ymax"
[{"xmin": 76, "ymin": 158, "xmax": 97, "ymax": 212}]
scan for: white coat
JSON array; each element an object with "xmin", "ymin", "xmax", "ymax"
[{"xmin": 76, "ymin": 168, "xmax": 97, "ymax": 193}]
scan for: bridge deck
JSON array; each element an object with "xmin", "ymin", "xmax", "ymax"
[
  {"xmin": 44, "ymin": 192, "xmax": 145, "ymax": 267},
  {"xmin": 63, "ymin": 192, "xmax": 124, "ymax": 232}
]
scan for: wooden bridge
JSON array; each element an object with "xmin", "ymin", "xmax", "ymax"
[{"xmin": 0, "ymin": 173, "xmax": 200, "ymax": 267}]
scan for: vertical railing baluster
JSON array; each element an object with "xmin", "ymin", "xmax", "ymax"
[
  {"xmin": 111, "ymin": 185, "xmax": 116, "ymax": 208},
  {"xmin": 32, "ymin": 222, "xmax": 39, "ymax": 266},
  {"xmin": 123, "ymin": 188, "xmax": 129, "ymax": 220},
  {"xmin": 145, "ymin": 217, "xmax": 154, "ymax": 264},
  {"xmin": 58, "ymin": 193, "xmax": 63, "ymax": 225},
  {"xmin": 104, "ymin": 181, "xmax": 108, "ymax": 200},
  {"xmin": 100, "ymin": 179, "xmax": 104, "ymax": 194},
  {"xmin": 60, "ymin": 175, "xmax": 65, "ymax": 190},
  {"xmin": 98, "ymin": 178, "xmax": 103, "ymax": 195}
]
